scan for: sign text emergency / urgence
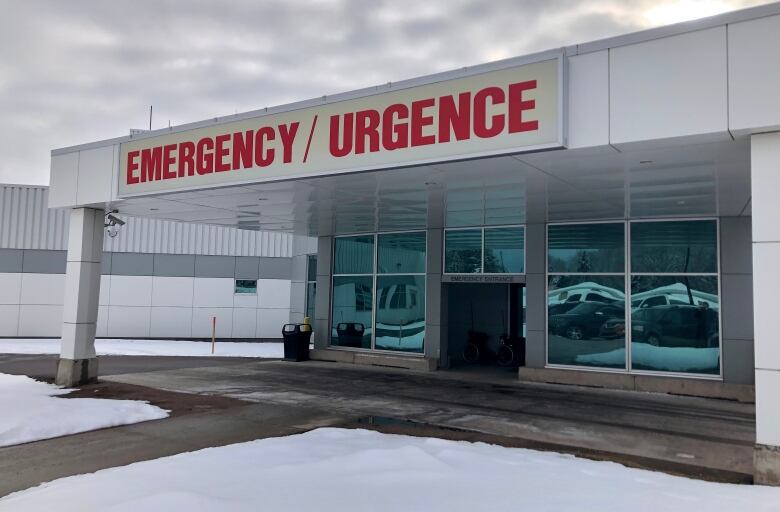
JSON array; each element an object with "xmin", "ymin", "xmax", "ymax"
[
  {"xmin": 118, "ymin": 57, "xmax": 562, "ymax": 194},
  {"xmin": 126, "ymin": 81, "xmax": 540, "ymax": 185}
]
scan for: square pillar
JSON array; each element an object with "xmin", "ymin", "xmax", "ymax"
[
  {"xmin": 56, "ymin": 208, "xmax": 104, "ymax": 386},
  {"xmin": 523, "ymin": 222, "xmax": 547, "ymax": 369},
  {"xmin": 425, "ymin": 228, "xmax": 443, "ymax": 365},
  {"xmin": 751, "ymin": 132, "xmax": 780, "ymax": 485},
  {"xmin": 313, "ymin": 236, "xmax": 332, "ymax": 350}
]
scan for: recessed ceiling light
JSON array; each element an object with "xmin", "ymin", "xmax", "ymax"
[{"xmin": 676, "ymin": 200, "xmax": 686, "ymax": 205}]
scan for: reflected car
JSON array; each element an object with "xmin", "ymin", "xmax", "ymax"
[
  {"xmin": 548, "ymin": 302, "xmax": 625, "ymax": 341},
  {"xmin": 631, "ymin": 305, "xmax": 719, "ymax": 348}
]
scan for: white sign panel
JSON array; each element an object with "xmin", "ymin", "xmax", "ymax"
[{"xmin": 118, "ymin": 56, "xmax": 564, "ymax": 196}]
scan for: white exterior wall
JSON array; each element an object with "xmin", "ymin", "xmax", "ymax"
[
  {"xmin": 751, "ymin": 132, "xmax": 780, "ymax": 447},
  {"xmin": 1, "ymin": 273, "xmax": 290, "ymax": 339}
]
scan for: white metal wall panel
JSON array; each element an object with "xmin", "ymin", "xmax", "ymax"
[{"xmin": 0, "ymin": 184, "xmax": 296, "ymax": 257}]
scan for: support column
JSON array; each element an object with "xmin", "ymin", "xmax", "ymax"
[
  {"xmin": 523, "ymin": 222, "xmax": 547, "ymax": 369},
  {"xmin": 751, "ymin": 132, "xmax": 780, "ymax": 485},
  {"xmin": 425, "ymin": 228, "xmax": 443, "ymax": 365},
  {"xmin": 313, "ymin": 236, "xmax": 332, "ymax": 350},
  {"xmin": 56, "ymin": 208, "xmax": 104, "ymax": 386}
]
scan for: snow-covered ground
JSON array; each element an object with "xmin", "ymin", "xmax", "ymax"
[
  {"xmin": 0, "ymin": 373, "xmax": 168, "ymax": 448},
  {"xmin": 1, "ymin": 428, "xmax": 777, "ymax": 511},
  {"xmin": 0, "ymin": 338, "xmax": 283, "ymax": 358}
]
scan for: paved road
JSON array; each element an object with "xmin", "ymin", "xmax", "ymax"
[
  {"xmin": 0, "ymin": 356, "xmax": 758, "ymax": 495},
  {"xmin": 0, "ymin": 354, "xmax": 259, "ymax": 379},
  {"xmin": 105, "ymin": 359, "xmax": 757, "ymax": 481}
]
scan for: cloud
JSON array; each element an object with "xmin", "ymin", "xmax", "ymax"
[{"xmin": 0, "ymin": 0, "xmax": 769, "ymax": 185}]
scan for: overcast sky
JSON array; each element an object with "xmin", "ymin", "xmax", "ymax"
[{"xmin": 0, "ymin": 0, "xmax": 770, "ymax": 185}]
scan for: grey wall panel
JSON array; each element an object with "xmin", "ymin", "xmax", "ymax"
[
  {"xmin": 101, "ymin": 252, "xmax": 112, "ymax": 275},
  {"xmin": 259, "ymin": 257, "xmax": 292, "ymax": 279},
  {"xmin": 720, "ymin": 273, "xmax": 754, "ymax": 341},
  {"xmin": 720, "ymin": 216, "xmax": 753, "ymax": 275},
  {"xmin": 22, "ymin": 250, "xmax": 66, "ymax": 273},
  {"xmin": 111, "ymin": 252, "xmax": 154, "ymax": 276},
  {"xmin": 525, "ymin": 330, "xmax": 546, "ymax": 368},
  {"xmin": 195, "ymin": 255, "xmax": 236, "ymax": 278},
  {"xmin": 154, "ymin": 254, "xmax": 196, "ymax": 277},
  {"xmin": 235, "ymin": 257, "xmax": 260, "ymax": 279},
  {"xmin": 722, "ymin": 338, "xmax": 755, "ymax": 385},
  {"xmin": 0, "ymin": 249, "xmax": 23, "ymax": 272}
]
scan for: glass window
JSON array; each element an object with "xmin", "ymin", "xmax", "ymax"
[
  {"xmin": 307, "ymin": 255, "xmax": 317, "ymax": 282},
  {"xmin": 445, "ymin": 229, "xmax": 482, "ymax": 273},
  {"xmin": 630, "ymin": 276, "xmax": 719, "ymax": 374},
  {"xmin": 306, "ymin": 282, "xmax": 316, "ymax": 320},
  {"xmin": 631, "ymin": 220, "xmax": 717, "ymax": 274},
  {"xmin": 375, "ymin": 275, "xmax": 425, "ymax": 353},
  {"xmin": 235, "ymin": 279, "xmax": 257, "ymax": 294},
  {"xmin": 547, "ymin": 275, "xmax": 626, "ymax": 369},
  {"xmin": 484, "ymin": 227, "xmax": 524, "ymax": 273},
  {"xmin": 377, "ymin": 232, "xmax": 426, "ymax": 274},
  {"xmin": 331, "ymin": 276, "xmax": 373, "ymax": 349},
  {"xmin": 333, "ymin": 235, "xmax": 374, "ymax": 275},
  {"xmin": 548, "ymin": 223, "xmax": 625, "ymax": 273}
]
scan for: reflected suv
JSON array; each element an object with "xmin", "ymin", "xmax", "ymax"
[
  {"xmin": 548, "ymin": 301, "xmax": 625, "ymax": 341},
  {"xmin": 631, "ymin": 305, "xmax": 718, "ymax": 348}
]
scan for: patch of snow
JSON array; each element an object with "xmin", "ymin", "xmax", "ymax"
[
  {"xmin": 0, "ymin": 339, "xmax": 283, "ymax": 358},
  {"xmin": 0, "ymin": 373, "xmax": 168, "ymax": 448},
  {"xmin": 576, "ymin": 343, "xmax": 719, "ymax": 372},
  {"xmin": 1, "ymin": 428, "xmax": 777, "ymax": 511}
]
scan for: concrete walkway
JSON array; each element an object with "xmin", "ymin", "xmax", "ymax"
[
  {"xmin": 0, "ymin": 357, "xmax": 757, "ymax": 495},
  {"xmin": 104, "ymin": 359, "xmax": 756, "ymax": 482},
  {"xmin": 0, "ymin": 399, "xmax": 345, "ymax": 497}
]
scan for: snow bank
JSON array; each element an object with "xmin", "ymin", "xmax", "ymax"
[
  {"xmin": 0, "ymin": 373, "xmax": 168, "ymax": 448},
  {"xmin": 0, "ymin": 339, "xmax": 283, "ymax": 358},
  {"xmin": 1, "ymin": 428, "xmax": 777, "ymax": 511},
  {"xmin": 576, "ymin": 343, "xmax": 719, "ymax": 372}
]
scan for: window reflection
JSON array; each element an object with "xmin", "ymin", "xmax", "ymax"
[
  {"xmin": 484, "ymin": 227, "xmax": 524, "ymax": 273},
  {"xmin": 333, "ymin": 236, "xmax": 374, "ymax": 275},
  {"xmin": 330, "ymin": 276, "xmax": 373, "ymax": 349},
  {"xmin": 445, "ymin": 229, "xmax": 482, "ymax": 273},
  {"xmin": 631, "ymin": 221, "xmax": 717, "ymax": 274},
  {"xmin": 547, "ymin": 276, "xmax": 626, "ymax": 369},
  {"xmin": 630, "ymin": 276, "xmax": 720, "ymax": 374},
  {"xmin": 378, "ymin": 232, "xmax": 426, "ymax": 274},
  {"xmin": 548, "ymin": 223, "xmax": 625, "ymax": 273},
  {"xmin": 375, "ymin": 275, "xmax": 425, "ymax": 353}
]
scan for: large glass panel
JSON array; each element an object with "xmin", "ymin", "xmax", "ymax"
[
  {"xmin": 305, "ymin": 282, "xmax": 316, "ymax": 320},
  {"xmin": 484, "ymin": 227, "xmax": 525, "ymax": 273},
  {"xmin": 330, "ymin": 276, "xmax": 373, "ymax": 348},
  {"xmin": 548, "ymin": 223, "xmax": 625, "ymax": 273},
  {"xmin": 307, "ymin": 255, "xmax": 317, "ymax": 282},
  {"xmin": 630, "ymin": 276, "xmax": 719, "ymax": 374},
  {"xmin": 377, "ymin": 232, "xmax": 426, "ymax": 274},
  {"xmin": 333, "ymin": 235, "xmax": 374, "ymax": 275},
  {"xmin": 631, "ymin": 220, "xmax": 717, "ymax": 274},
  {"xmin": 547, "ymin": 275, "xmax": 626, "ymax": 368},
  {"xmin": 375, "ymin": 275, "xmax": 425, "ymax": 353},
  {"xmin": 445, "ymin": 229, "xmax": 482, "ymax": 273}
]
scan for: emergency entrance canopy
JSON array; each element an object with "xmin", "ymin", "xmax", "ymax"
[{"xmin": 119, "ymin": 55, "xmax": 564, "ymax": 197}]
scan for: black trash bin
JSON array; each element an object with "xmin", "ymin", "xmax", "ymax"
[{"xmin": 282, "ymin": 323, "xmax": 312, "ymax": 361}]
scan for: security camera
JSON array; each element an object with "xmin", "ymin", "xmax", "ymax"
[
  {"xmin": 105, "ymin": 214, "xmax": 125, "ymax": 227},
  {"xmin": 104, "ymin": 210, "xmax": 125, "ymax": 238}
]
